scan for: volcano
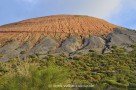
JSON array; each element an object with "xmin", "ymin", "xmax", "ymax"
[
  {"xmin": 0, "ymin": 15, "xmax": 116, "ymax": 43},
  {"xmin": 0, "ymin": 15, "xmax": 136, "ymax": 61}
]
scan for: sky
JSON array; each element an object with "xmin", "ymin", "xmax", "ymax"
[{"xmin": 0, "ymin": 0, "xmax": 136, "ymax": 29}]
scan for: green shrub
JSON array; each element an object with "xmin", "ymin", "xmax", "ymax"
[
  {"xmin": 0, "ymin": 59, "xmax": 70, "ymax": 90},
  {"xmin": 0, "ymin": 45, "xmax": 136, "ymax": 89}
]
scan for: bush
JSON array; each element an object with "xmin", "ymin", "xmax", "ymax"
[{"xmin": 0, "ymin": 59, "xmax": 70, "ymax": 90}]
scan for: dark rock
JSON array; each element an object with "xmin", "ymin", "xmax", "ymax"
[
  {"xmin": 104, "ymin": 28, "xmax": 136, "ymax": 53},
  {"xmin": 29, "ymin": 36, "xmax": 59, "ymax": 55},
  {"xmin": 82, "ymin": 36, "xmax": 105, "ymax": 53},
  {"xmin": 77, "ymin": 36, "xmax": 105, "ymax": 53},
  {"xmin": 70, "ymin": 36, "xmax": 105, "ymax": 57}
]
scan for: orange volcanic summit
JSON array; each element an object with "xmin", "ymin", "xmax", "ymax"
[{"xmin": 0, "ymin": 15, "xmax": 116, "ymax": 43}]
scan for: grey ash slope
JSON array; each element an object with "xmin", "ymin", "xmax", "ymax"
[
  {"xmin": 0, "ymin": 27, "xmax": 136, "ymax": 61},
  {"xmin": 105, "ymin": 28, "xmax": 136, "ymax": 52}
]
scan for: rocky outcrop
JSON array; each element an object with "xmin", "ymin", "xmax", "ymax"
[
  {"xmin": 29, "ymin": 36, "xmax": 59, "ymax": 55},
  {"xmin": 81, "ymin": 36, "xmax": 105, "ymax": 53},
  {"xmin": 0, "ymin": 40, "xmax": 20, "ymax": 61},
  {"xmin": 56, "ymin": 36, "xmax": 82, "ymax": 55},
  {"xmin": 104, "ymin": 28, "xmax": 136, "ymax": 52},
  {"xmin": 69, "ymin": 36, "xmax": 105, "ymax": 58}
]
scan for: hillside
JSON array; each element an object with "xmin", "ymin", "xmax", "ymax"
[
  {"xmin": 0, "ymin": 15, "xmax": 136, "ymax": 61},
  {"xmin": 0, "ymin": 15, "xmax": 136, "ymax": 90}
]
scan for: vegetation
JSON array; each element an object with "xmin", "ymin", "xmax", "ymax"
[{"xmin": 0, "ymin": 45, "xmax": 136, "ymax": 90}]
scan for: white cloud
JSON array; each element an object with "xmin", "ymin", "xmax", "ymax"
[
  {"xmin": 39, "ymin": 0, "xmax": 123, "ymax": 19},
  {"xmin": 71, "ymin": 0, "xmax": 122, "ymax": 19},
  {"xmin": 14, "ymin": 0, "xmax": 134, "ymax": 20}
]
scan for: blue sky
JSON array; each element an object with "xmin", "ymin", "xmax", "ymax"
[{"xmin": 0, "ymin": 0, "xmax": 136, "ymax": 29}]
